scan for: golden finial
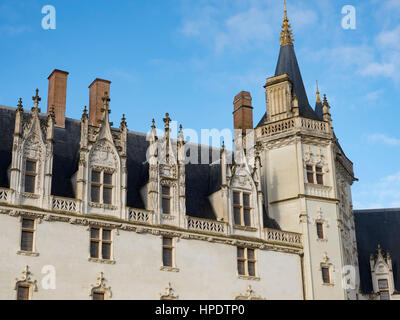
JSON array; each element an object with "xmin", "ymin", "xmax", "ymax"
[
  {"xmin": 280, "ymin": 0, "xmax": 294, "ymax": 47},
  {"xmin": 316, "ymin": 81, "xmax": 322, "ymax": 104}
]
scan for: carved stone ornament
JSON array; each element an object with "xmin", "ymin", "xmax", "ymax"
[
  {"xmin": 235, "ymin": 285, "xmax": 264, "ymax": 300},
  {"xmin": 159, "ymin": 282, "xmax": 179, "ymax": 300},
  {"xmin": 14, "ymin": 265, "xmax": 38, "ymax": 293},
  {"xmin": 89, "ymin": 272, "xmax": 112, "ymax": 299}
]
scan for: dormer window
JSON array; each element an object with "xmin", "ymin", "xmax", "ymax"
[
  {"xmin": 233, "ymin": 191, "xmax": 251, "ymax": 227},
  {"xmin": 91, "ymin": 169, "xmax": 113, "ymax": 205},
  {"xmin": 378, "ymin": 279, "xmax": 390, "ymax": 300},
  {"xmin": 24, "ymin": 160, "xmax": 37, "ymax": 193},
  {"xmin": 162, "ymin": 186, "xmax": 171, "ymax": 214}
]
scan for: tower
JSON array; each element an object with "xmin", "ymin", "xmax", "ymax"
[{"xmin": 256, "ymin": 1, "xmax": 359, "ymax": 300}]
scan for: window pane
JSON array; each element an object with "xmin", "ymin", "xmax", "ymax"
[
  {"xmin": 163, "ymin": 237, "xmax": 172, "ymax": 247},
  {"xmin": 378, "ymin": 279, "xmax": 389, "ymax": 289},
  {"xmin": 306, "ymin": 165, "xmax": 313, "ymax": 171},
  {"xmin": 316, "ymin": 174, "xmax": 323, "ymax": 185},
  {"xmin": 102, "ymin": 229, "xmax": 111, "ymax": 241},
  {"xmin": 21, "ymin": 231, "xmax": 33, "ymax": 252},
  {"xmin": 316, "ymin": 166, "xmax": 323, "ymax": 173},
  {"xmin": 317, "ymin": 223, "xmax": 324, "ymax": 239},
  {"xmin": 91, "ymin": 171, "xmax": 100, "ymax": 183},
  {"xmin": 380, "ymin": 291, "xmax": 390, "ymax": 300},
  {"xmin": 17, "ymin": 286, "xmax": 30, "ymax": 300},
  {"xmin": 322, "ymin": 268, "xmax": 330, "ymax": 284},
  {"xmin": 162, "ymin": 186, "xmax": 170, "ymax": 196},
  {"xmin": 237, "ymin": 261, "xmax": 245, "ymax": 275},
  {"xmin": 237, "ymin": 247, "xmax": 245, "ymax": 258},
  {"xmin": 244, "ymin": 209, "xmax": 251, "ymax": 227},
  {"xmin": 162, "ymin": 198, "xmax": 170, "ymax": 214},
  {"xmin": 243, "ymin": 194, "xmax": 250, "ymax": 207},
  {"xmin": 90, "ymin": 241, "xmax": 99, "ymax": 258},
  {"xmin": 22, "ymin": 218, "xmax": 34, "ymax": 229},
  {"xmin": 90, "ymin": 228, "xmax": 100, "ymax": 239},
  {"xmin": 103, "ymin": 173, "xmax": 112, "ymax": 185},
  {"xmin": 25, "ymin": 175, "xmax": 35, "ymax": 193},
  {"xmin": 102, "ymin": 243, "xmax": 111, "ymax": 260},
  {"xmin": 103, "ymin": 187, "xmax": 112, "ymax": 204},
  {"xmin": 307, "ymin": 172, "xmax": 314, "ymax": 184},
  {"xmin": 92, "ymin": 292, "xmax": 105, "ymax": 300},
  {"xmin": 234, "ymin": 207, "xmax": 241, "ymax": 225},
  {"xmin": 247, "ymin": 249, "xmax": 255, "ymax": 260},
  {"xmin": 26, "ymin": 160, "xmax": 36, "ymax": 173},
  {"xmin": 91, "ymin": 185, "xmax": 100, "ymax": 203},
  {"xmin": 248, "ymin": 262, "xmax": 256, "ymax": 277},
  {"xmin": 233, "ymin": 192, "xmax": 240, "ymax": 205},
  {"xmin": 163, "ymin": 248, "xmax": 173, "ymax": 267}
]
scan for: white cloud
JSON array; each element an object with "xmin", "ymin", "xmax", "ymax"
[
  {"xmin": 0, "ymin": 25, "xmax": 31, "ymax": 36},
  {"xmin": 360, "ymin": 62, "xmax": 396, "ymax": 78},
  {"xmin": 367, "ymin": 133, "xmax": 400, "ymax": 146},
  {"xmin": 376, "ymin": 25, "xmax": 400, "ymax": 50},
  {"xmin": 365, "ymin": 89, "xmax": 383, "ymax": 102}
]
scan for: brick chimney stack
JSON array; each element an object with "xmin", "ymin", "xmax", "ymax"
[
  {"xmin": 89, "ymin": 78, "xmax": 111, "ymax": 126},
  {"xmin": 233, "ymin": 91, "xmax": 253, "ymax": 131},
  {"xmin": 47, "ymin": 69, "xmax": 69, "ymax": 128}
]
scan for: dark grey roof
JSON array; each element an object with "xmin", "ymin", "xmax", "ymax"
[
  {"xmin": 354, "ymin": 208, "xmax": 400, "ymax": 294},
  {"xmin": 315, "ymin": 101, "xmax": 323, "ymax": 121},
  {"xmin": 0, "ymin": 106, "xmax": 279, "ymax": 227}
]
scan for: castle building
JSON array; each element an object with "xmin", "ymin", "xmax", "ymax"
[{"xmin": 0, "ymin": 3, "xmax": 396, "ymax": 300}]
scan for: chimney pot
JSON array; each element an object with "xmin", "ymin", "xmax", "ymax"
[{"xmin": 233, "ymin": 91, "xmax": 253, "ymax": 130}]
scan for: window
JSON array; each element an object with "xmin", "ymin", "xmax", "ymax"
[
  {"xmin": 92, "ymin": 292, "xmax": 105, "ymax": 300},
  {"xmin": 24, "ymin": 160, "xmax": 37, "ymax": 193},
  {"xmin": 237, "ymin": 247, "xmax": 256, "ymax": 277},
  {"xmin": 162, "ymin": 237, "xmax": 174, "ymax": 267},
  {"xmin": 91, "ymin": 169, "xmax": 113, "ymax": 205},
  {"xmin": 322, "ymin": 267, "xmax": 330, "ymax": 284},
  {"xmin": 161, "ymin": 186, "xmax": 171, "ymax": 214},
  {"xmin": 316, "ymin": 222, "xmax": 324, "ymax": 239},
  {"xmin": 20, "ymin": 218, "xmax": 35, "ymax": 252},
  {"xmin": 90, "ymin": 228, "xmax": 112, "ymax": 260},
  {"xmin": 378, "ymin": 279, "xmax": 390, "ymax": 300},
  {"xmin": 233, "ymin": 192, "xmax": 252, "ymax": 227},
  {"xmin": 306, "ymin": 165, "xmax": 324, "ymax": 185},
  {"xmin": 16, "ymin": 285, "xmax": 30, "ymax": 300}
]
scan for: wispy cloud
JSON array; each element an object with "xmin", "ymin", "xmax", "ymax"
[
  {"xmin": 0, "ymin": 25, "xmax": 31, "ymax": 36},
  {"xmin": 367, "ymin": 133, "xmax": 400, "ymax": 146}
]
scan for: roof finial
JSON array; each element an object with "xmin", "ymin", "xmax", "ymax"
[
  {"xmin": 280, "ymin": 0, "xmax": 294, "ymax": 47},
  {"xmin": 163, "ymin": 113, "xmax": 171, "ymax": 137},
  {"xmin": 17, "ymin": 98, "xmax": 24, "ymax": 112},
  {"xmin": 316, "ymin": 81, "xmax": 322, "ymax": 104},
  {"xmin": 32, "ymin": 88, "xmax": 41, "ymax": 112}
]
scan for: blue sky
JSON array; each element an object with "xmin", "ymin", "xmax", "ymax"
[{"xmin": 0, "ymin": 0, "xmax": 399, "ymax": 209}]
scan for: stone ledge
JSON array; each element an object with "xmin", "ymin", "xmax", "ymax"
[
  {"xmin": 17, "ymin": 250, "xmax": 39, "ymax": 257},
  {"xmin": 88, "ymin": 257, "xmax": 116, "ymax": 265},
  {"xmin": 160, "ymin": 266, "xmax": 180, "ymax": 273},
  {"xmin": 238, "ymin": 275, "xmax": 260, "ymax": 281}
]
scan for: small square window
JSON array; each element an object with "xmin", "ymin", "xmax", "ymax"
[
  {"xmin": 24, "ymin": 175, "xmax": 36, "ymax": 193},
  {"xmin": 91, "ymin": 185, "xmax": 100, "ymax": 203},
  {"xmin": 233, "ymin": 192, "xmax": 240, "ymax": 205},
  {"xmin": 162, "ymin": 186, "xmax": 170, "ymax": 196},
  {"xmin": 26, "ymin": 160, "xmax": 36, "ymax": 173},
  {"xmin": 378, "ymin": 279, "xmax": 389, "ymax": 290},
  {"xmin": 103, "ymin": 173, "xmax": 112, "ymax": 185},
  {"xmin": 91, "ymin": 171, "xmax": 100, "ymax": 183}
]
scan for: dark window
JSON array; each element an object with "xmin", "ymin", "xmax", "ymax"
[
  {"xmin": 161, "ymin": 186, "xmax": 171, "ymax": 214},
  {"xmin": 306, "ymin": 165, "xmax": 314, "ymax": 184},
  {"xmin": 322, "ymin": 267, "xmax": 330, "ymax": 284},
  {"xmin": 378, "ymin": 279, "xmax": 390, "ymax": 300},
  {"xmin": 91, "ymin": 170, "xmax": 101, "ymax": 203},
  {"xmin": 237, "ymin": 248, "xmax": 246, "ymax": 276},
  {"xmin": 233, "ymin": 192, "xmax": 252, "ymax": 227},
  {"xmin": 316, "ymin": 166, "xmax": 324, "ymax": 185},
  {"xmin": 316, "ymin": 222, "xmax": 324, "ymax": 239},
  {"xmin": 102, "ymin": 229, "xmax": 112, "ymax": 260},
  {"xmin": 92, "ymin": 292, "xmax": 105, "ymax": 300},
  {"xmin": 237, "ymin": 247, "xmax": 256, "ymax": 277},
  {"xmin": 162, "ymin": 237, "xmax": 173, "ymax": 267},
  {"xmin": 247, "ymin": 249, "xmax": 256, "ymax": 277},
  {"xmin": 90, "ymin": 227, "xmax": 100, "ymax": 258},
  {"xmin": 91, "ymin": 170, "xmax": 113, "ymax": 205},
  {"xmin": 380, "ymin": 291, "xmax": 390, "ymax": 300},
  {"xmin": 20, "ymin": 218, "xmax": 34, "ymax": 252},
  {"xmin": 16, "ymin": 286, "xmax": 30, "ymax": 300},
  {"xmin": 24, "ymin": 160, "xmax": 37, "ymax": 193},
  {"xmin": 103, "ymin": 173, "xmax": 113, "ymax": 204},
  {"xmin": 90, "ymin": 228, "xmax": 112, "ymax": 260},
  {"xmin": 378, "ymin": 279, "xmax": 389, "ymax": 289}
]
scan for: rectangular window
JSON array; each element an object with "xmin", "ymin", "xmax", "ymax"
[
  {"xmin": 378, "ymin": 279, "xmax": 389, "ymax": 289},
  {"xmin": 162, "ymin": 237, "xmax": 173, "ymax": 267},
  {"xmin": 380, "ymin": 291, "xmax": 390, "ymax": 300},
  {"xmin": 233, "ymin": 192, "xmax": 252, "ymax": 227},
  {"xmin": 91, "ymin": 170, "xmax": 113, "ymax": 205},
  {"xmin": 161, "ymin": 186, "xmax": 171, "ymax": 214},
  {"xmin": 316, "ymin": 222, "xmax": 324, "ymax": 239},
  {"xmin": 16, "ymin": 286, "xmax": 30, "ymax": 300},
  {"xmin": 322, "ymin": 267, "xmax": 330, "ymax": 284},
  {"xmin": 20, "ymin": 218, "xmax": 35, "ymax": 252},
  {"xmin": 306, "ymin": 165, "xmax": 314, "ymax": 184},
  {"xmin": 237, "ymin": 247, "xmax": 257, "ymax": 277},
  {"xmin": 316, "ymin": 166, "xmax": 324, "ymax": 185},
  {"xmin": 90, "ymin": 228, "xmax": 112, "ymax": 260},
  {"xmin": 91, "ymin": 170, "xmax": 101, "ymax": 203},
  {"xmin": 24, "ymin": 160, "xmax": 37, "ymax": 193},
  {"xmin": 378, "ymin": 279, "xmax": 390, "ymax": 300},
  {"xmin": 103, "ymin": 173, "xmax": 113, "ymax": 205},
  {"xmin": 92, "ymin": 292, "xmax": 105, "ymax": 300}
]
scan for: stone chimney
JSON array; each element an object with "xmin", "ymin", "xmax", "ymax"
[
  {"xmin": 233, "ymin": 91, "xmax": 253, "ymax": 131},
  {"xmin": 89, "ymin": 78, "xmax": 111, "ymax": 126},
  {"xmin": 47, "ymin": 69, "xmax": 69, "ymax": 128}
]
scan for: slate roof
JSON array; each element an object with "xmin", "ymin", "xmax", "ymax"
[
  {"xmin": 354, "ymin": 208, "xmax": 400, "ymax": 294},
  {"xmin": 0, "ymin": 105, "xmax": 279, "ymax": 228}
]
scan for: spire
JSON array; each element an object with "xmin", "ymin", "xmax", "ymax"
[
  {"xmin": 32, "ymin": 88, "xmax": 41, "ymax": 112},
  {"xmin": 17, "ymin": 98, "xmax": 23, "ymax": 112},
  {"xmin": 316, "ymin": 81, "xmax": 322, "ymax": 104},
  {"xmin": 82, "ymin": 106, "xmax": 88, "ymax": 120},
  {"xmin": 280, "ymin": 0, "xmax": 294, "ymax": 47},
  {"xmin": 163, "ymin": 113, "xmax": 171, "ymax": 138},
  {"xmin": 314, "ymin": 81, "xmax": 323, "ymax": 120}
]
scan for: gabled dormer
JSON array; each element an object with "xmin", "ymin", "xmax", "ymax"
[
  {"xmin": 10, "ymin": 90, "xmax": 55, "ymax": 208},
  {"xmin": 141, "ymin": 113, "xmax": 186, "ymax": 227},
  {"xmin": 75, "ymin": 89, "xmax": 127, "ymax": 219},
  {"xmin": 370, "ymin": 244, "xmax": 395, "ymax": 300}
]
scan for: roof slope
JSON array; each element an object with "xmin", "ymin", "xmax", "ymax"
[{"xmin": 354, "ymin": 208, "xmax": 400, "ymax": 294}]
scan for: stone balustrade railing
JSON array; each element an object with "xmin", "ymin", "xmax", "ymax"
[
  {"xmin": 52, "ymin": 196, "xmax": 78, "ymax": 213},
  {"xmin": 264, "ymin": 228, "xmax": 302, "ymax": 247},
  {"xmin": 186, "ymin": 216, "xmax": 226, "ymax": 234},
  {"xmin": 0, "ymin": 188, "xmax": 9, "ymax": 203},
  {"xmin": 259, "ymin": 117, "xmax": 330, "ymax": 138},
  {"xmin": 128, "ymin": 208, "xmax": 153, "ymax": 224}
]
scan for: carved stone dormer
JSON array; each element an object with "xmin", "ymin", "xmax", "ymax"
[
  {"xmin": 10, "ymin": 90, "xmax": 55, "ymax": 208},
  {"xmin": 142, "ymin": 114, "xmax": 186, "ymax": 227},
  {"xmin": 370, "ymin": 244, "xmax": 395, "ymax": 299},
  {"xmin": 75, "ymin": 92, "xmax": 127, "ymax": 218}
]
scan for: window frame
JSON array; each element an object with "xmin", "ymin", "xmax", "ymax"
[
  {"xmin": 90, "ymin": 168, "xmax": 114, "ymax": 205},
  {"xmin": 20, "ymin": 218, "xmax": 36, "ymax": 253},
  {"xmin": 16, "ymin": 284, "xmax": 31, "ymax": 301},
  {"xmin": 24, "ymin": 159, "xmax": 37, "ymax": 194},
  {"xmin": 233, "ymin": 191, "xmax": 252, "ymax": 227},
  {"xmin": 237, "ymin": 247, "xmax": 257, "ymax": 278},
  {"xmin": 316, "ymin": 222, "xmax": 324, "ymax": 239},
  {"xmin": 378, "ymin": 279, "xmax": 390, "ymax": 300},
  {"xmin": 305, "ymin": 164, "xmax": 324, "ymax": 186},
  {"xmin": 162, "ymin": 236, "xmax": 174, "ymax": 268},
  {"xmin": 321, "ymin": 266, "xmax": 331, "ymax": 284},
  {"xmin": 161, "ymin": 185, "xmax": 171, "ymax": 215},
  {"xmin": 89, "ymin": 227, "xmax": 113, "ymax": 261}
]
